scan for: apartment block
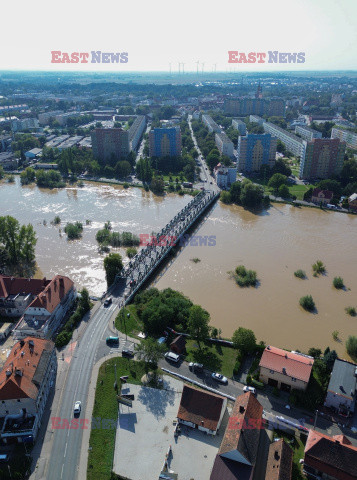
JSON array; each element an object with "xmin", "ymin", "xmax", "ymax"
[
  {"xmin": 149, "ymin": 127, "xmax": 182, "ymax": 157},
  {"xmin": 295, "ymin": 125, "xmax": 322, "ymax": 142},
  {"xmin": 331, "ymin": 127, "xmax": 357, "ymax": 150},
  {"xmin": 232, "ymin": 119, "xmax": 247, "ymax": 135},
  {"xmin": 299, "ymin": 138, "xmax": 345, "ymax": 180},
  {"xmin": 237, "ymin": 134, "xmax": 277, "ymax": 172},
  {"xmin": 128, "ymin": 115, "xmax": 146, "ymax": 151},
  {"xmin": 215, "ymin": 132, "xmax": 234, "ymax": 158},
  {"xmin": 91, "ymin": 128, "xmax": 130, "ymax": 162},
  {"xmin": 202, "ymin": 115, "xmax": 221, "ymax": 133}
]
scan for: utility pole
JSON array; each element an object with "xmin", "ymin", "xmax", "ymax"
[{"xmin": 313, "ymin": 409, "xmax": 318, "ymax": 430}]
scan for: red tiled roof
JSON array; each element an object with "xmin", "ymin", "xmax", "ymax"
[
  {"xmin": 219, "ymin": 392, "xmax": 263, "ymax": 465},
  {"xmin": 0, "ymin": 337, "xmax": 55, "ymax": 400},
  {"xmin": 265, "ymin": 439, "xmax": 293, "ymax": 480},
  {"xmin": 28, "ymin": 275, "xmax": 74, "ymax": 313},
  {"xmin": 210, "ymin": 454, "xmax": 252, "ymax": 480},
  {"xmin": 304, "ymin": 430, "xmax": 357, "ymax": 480},
  {"xmin": 259, "ymin": 346, "xmax": 314, "ymax": 384},
  {"xmin": 0, "ymin": 275, "xmax": 50, "ymax": 299},
  {"xmin": 311, "ymin": 188, "xmax": 334, "ymax": 200},
  {"xmin": 177, "ymin": 385, "xmax": 225, "ymax": 432}
]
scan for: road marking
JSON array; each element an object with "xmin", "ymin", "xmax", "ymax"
[
  {"xmin": 64, "ymin": 442, "xmax": 67, "ymax": 457},
  {"xmin": 61, "ymin": 463, "xmax": 64, "ymax": 479}
]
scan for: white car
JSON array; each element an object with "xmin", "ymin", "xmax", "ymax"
[
  {"xmin": 74, "ymin": 401, "xmax": 81, "ymax": 415},
  {"xmin": 243, "ymin": 386, "xmax": 257, "ymax": 395},
  {"xmin": 211, "ymin": 373, "xmax": 228, "ymax": 384}
]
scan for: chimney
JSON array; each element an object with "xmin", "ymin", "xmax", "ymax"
[
  {"xmin": 239, "ymin": 405, "xmax": 245, "ymax": 414},
  {"xmin": 20, "ymin": 340, "xmax": 25, "ymax": 347}
]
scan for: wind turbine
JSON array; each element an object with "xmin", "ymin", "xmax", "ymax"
[
  {"xmin": 213, "ymin": 63, "xmax": 217, "ymax": 73},
  {"xmin": 195, "ymin": 60, "xmax": 200, "ymax": 74},
  {"xmin": 181, "ymin": 63, "xmax": 185, "ymax": 74},
  {"xmin": 169, "ymin": 63, "xmax": 172, "ymax": 75},
  {"xmin": 201, "ymin": 62, "xmax": 205, "ymax": 74},
  {"xmin": 178, "ymin": 62, "xmax": 181, "ymax": 74}
]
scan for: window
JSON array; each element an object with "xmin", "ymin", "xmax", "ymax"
[
  {"xmin": 269, "ymin": 370, "xmax": 275, "ymax": 374},
  {"xmin": 292, "ymin": 377, "xmax": 297, "ymax": 382}
]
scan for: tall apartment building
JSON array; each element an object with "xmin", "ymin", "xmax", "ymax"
[
  {"xmin": 91, "ymin": 128, "xmax": 130, "ymax": 162},
  {"xmin": 11, "ymin": 118, "xmax": 39, "ymax": 132},
  {"xmin": 237, "ymin": 134, "xmax": 277, "ymax": 172},
  {"xmin": 232, "ymin": 118, "xmax": 247, "ymax": 135},
  {"xmin": 201, "ymin": 114, "xmax": 221, "ymax": 133},
  {"xmin": 149, "ymin": 127, "xmax": 182, "ymax": 157},
  {"xmin": 262, "ymin": 120, "xmax": 306, "ymax": 158},
  {"xmin": 224, "ymin": 97, "xmax": 285, "ymax": 117},
  {"xmin": 38, "ymin": 110, "xmax": 64, "ymax": 125},
  {"xmin": 128, "ymin": 115, "xmax": 146, "ymax": 151},
  {"xmin": 299, "ymin": 138, "xmax": 345, "ymax": 180},
  {"xmin": 215, "ymin": 132, "xmax": 234, "ymax": 158},
  {"xmin": 331, "ymin": 127, "xmax": 357, "ymax": 150},
  {"xmin": 0, "ymin": 337, "xmax": 56, "ymax": 443},
  {"xmin": 295, "ymin": 125, "xmax": 322, "ymax": 142}
]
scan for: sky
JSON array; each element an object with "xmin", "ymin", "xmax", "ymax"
[{"xmin": 1, "ymin": 0, "xmax": 356, "ymax": 72}]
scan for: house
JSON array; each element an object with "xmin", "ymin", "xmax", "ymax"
[
  {"xmin": 348, "ymin": 193, "xmax": 357, "ymax": 211},
  {"xmin": 13, "ymin": 275, "xmax": 76, "ymax": 340},
  {"xmin": 0, "ymin": 323, "xmax": 13, "ymax": 340},
  {"xmin": 311, "ymin": 188, "xmax": 334, "ymax": 206},
  {"xmin": 0, "ymin": 337, "xmax": 56, "ymax": 443},
  {"xmin": 170, "ymin": 335, "xmax": 186, "ymax": 355},
  {"xmin": 24, "ymin": 148, "xmax": 42, "ymax": 160},
  {"xmin": 265, "ymin": 439, "xmax": 293, "ymax": 480},
  {"xmin": 259, "ymin": 346, "xmax": 314, "ymax": 392},
  {"xmin": 0, "ymin": 152, "xmax": 19, "ymax": 170},
  {"xmin": 0, "ymin": 276, "xmax": 50, "ymax": 318},
  {"xmin": 210, "ymin": 392, "xmax": 263, "ymax": 480},
  {"xmin": 214, "ymin": 162, "xmax": 237, "ymax": 189},
  {"xmin": 177, "ymin": 384, "xmax": 227, "ymax": 435},
  {"xmin": 303, "ymin": 430, "xmax": 357, "ymax": 480},
  {"xmin": 324, "ymin": 359, "xmax": 357, "ymax": 416}
]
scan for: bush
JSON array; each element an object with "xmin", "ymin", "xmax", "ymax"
[
  {"xmin": 346, "ymin": 336, "xmax": 357, "ymax": 359},
  {"xmin": 251, "ymin": 379, "xmax": 264, "ymax": 389},
  {"xmin": 332, "ymin": 330, "xmax": 339, "ymax": 341},
  {"xmin": 53, "ymin": 215, "xmax": 61, "ymax": 225},
  {"xmin": 312, "ymin": 260, "xmax": 326, "ymax": 275},
  {"xmin": 294, "ymin": 269, "xmax": 306, "ymax": 279},
  {"xmin": 55, "ymin": 331, "xmax": 72, "ymax": 348},
  {"xmin": 246, "ymin": 374, "xmax": 252, "ymax": 385},
  {"xmin": 333, "ymin": 277, "xmax": 344, "ymax": 289},
  {"xmin": 345, "ymin": 306, "xmax": 356, "ymax": 316},
  {"xmin": 126, "ymin": 247, "xmax": 137, "ymax": 258},
  {"xmin": 300, "ymin": 295, "xmax": 315, "ymax": 311},
  {"xmin": 234, "ymin": 265, "xmax": 257, "ymax": 287},
  {"xmin": 64, "ymin": 221, "xmax": 83, "ymax": 239},
  {"xmin": 220, "ymin": 191, "xmax": 232, "ymax": 204},
  {"xmin": 123, "ymin": 182, "xmax": 129, "ymax": 189},
  {"xmin": 233, "ymin": 359, "xmax": 241, "ymax": 376}
]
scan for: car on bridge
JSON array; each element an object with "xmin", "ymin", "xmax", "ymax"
[{"xmin": 103, "ymin": 297, "xmax": 112, "ymax": 307}]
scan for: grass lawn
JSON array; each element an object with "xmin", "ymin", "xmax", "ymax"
[
  {"xmin": 87, "ymin": 358, "xmax": 150, "ymax": 480},
  {"xmin": 114, "ymin": 304, "xmax": 143, "ymax": 338},
  {"xmin": 185, "ymin": 339, "xmax": 238, "ymax": 378},
  {"xmin": 288, "ymin": 184, "xmax": 313, "ymax": 200},
  {"xmin": 161, "ymin": 174, "xmax": 187, "ymax": 183},
  {"xmin": 273, "ymin": 430, "xmax": 307, "ymax": 480}
]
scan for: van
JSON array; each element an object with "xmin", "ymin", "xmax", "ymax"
[
  {"xmin": 164, "ymin": 351, "xmax": 180, "ymax": 363},
  {"xmin": 106, "ymin": 336, "xmax": 119, "ymax": 345}
]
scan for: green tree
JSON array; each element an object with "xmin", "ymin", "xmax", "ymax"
[
  {"xmin": 229, "ymin": 181, "xmax": 242, "ymax": 203},
  {"xmin": 346, "ymin": 336, "xmax": 357, "ymax": 360},
  {"xmin": 135, "ymin": 338, "xmax": 166, "ymax": 372},
  {"xmin": 0, "ymin": 166, "xmax": 4, "ymax": 179},
  {"xmin": 278, "ymin": 184, "xmax": 290, "ymax": 198},
  {"xmin": 268, "ymin": 173, "xmax": 287, "ymax": 193},
  {"xmin": 150, "ymin": 177, "xmax": 165, "ymax": 195},
  {"xmin": 79, "ymin": 287, "xmax": 91, "ymax": 314},
  {"xmin": 0, "ymin": 216, "xmax": 37, "ymax": 267},
  {"xmin": 240, "ymin": 181, "xmax": 266, "ymax": 208},
  {"xmin": 187, "ymin": 305, "xmax": 210, "ymax": 349},
  {"xmin": 232, "ymin": 327, "xmax": 256, "ymax": 355},
  {"xmin": 103, "ymin": 253, "xmax": 123, "ymax": 286}
]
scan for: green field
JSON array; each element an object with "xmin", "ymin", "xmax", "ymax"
[
  {"xmin": 87, "ymin": 358, "xmax": 149, "ymax": 480},
  {"xmin": 115, "ymin": 304, "xmax": 143, "ymax": 338},
  {"xmin": 185, "ymin": 339, "xmax": 238, "ymax": 378},
  {"xmin": 287, "ymin": 184, "xmax": 313, "ymax": 200}
]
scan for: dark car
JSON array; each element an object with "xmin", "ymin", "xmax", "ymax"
[{"xmin": 122, "ymin": 348, "xmax": 134, "ymax": 357}]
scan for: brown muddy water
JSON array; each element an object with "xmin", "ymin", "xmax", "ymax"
[{"xmin": 1, "ymin": 178, "xmax": 356, "ymax": 356}]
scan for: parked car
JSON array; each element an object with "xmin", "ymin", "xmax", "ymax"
[
  {"xmin": 211, "ymin": 372, "xmax": 228, "ymax": 384},
  {"xmin": 73, "ymin": 401, "xmax": 81, "ymax": 415},
  {"xmin": 106, "ymin": 336, "xmax": 119, "ymax": 345},
  {"xmin": 243, "ymin": 386, "xmax": 256, "ymax": 395},
  {"xmin": 122, "ymin": 348, "xmax": 134, "ymax": 358},
  {"xmin": 189, "ymin": 362, "xmax": 203, "ymax": 372},
  {"xmin": 164, "ymin": 351, "xmax": 180, "ymax": 363},
  {"xmin": 103, "ymin": 297, "xmax": 112, "ymax": 307}
]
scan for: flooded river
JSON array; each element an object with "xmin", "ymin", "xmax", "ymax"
[{"xmin": 1, "ymin": 178, "xmax": 356, "ymax": 355}]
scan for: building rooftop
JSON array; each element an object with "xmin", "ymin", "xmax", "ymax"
[
  {"xmin": 210, "ymin": 455, "xmax": 252, "ymax": 480},
  {"xmin": 26, "ymin": 275, "xmax": 74, "ymax": 314},
  {"xmin": 265, "ymin": 439, "xmax": 293, "ymax": 480},
  {"xmin": 177, "ymin": 385, "xmax": 225, "ymax": 432},
  {"xmin": 0, "ymin": 337, "xmax": 55, "ymax": 401},
  {"xmin": 0, "ymin": 276, "xmax": 50, "ymax": 300},
  {"xmin": 326, "ymin": 359, "xmax": 357, "ymax": 402},
  {"xmin": 259, "ymin": 346, "xmax": 314, "ymax": 384}
]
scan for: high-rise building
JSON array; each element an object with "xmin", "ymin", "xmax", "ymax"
[
  {"xmin": 91, "ymin": 128, "xmax": 130, "ymax": 163},
  {"xmin": 215, "ymin": 132, "xmax": 234, "ymax": 158},
  {"xmin": 232, "ymin": 118, "xmax": 247, "ymax": 135},
  {"xmin": 237, "ymin": 134, "xmax": 277, "ymax": 172},
  {"xmin": 295, "ymin": 125, "xmax": 322, "ymax": 142},
  {"xmin": 149, "ymin": 127, "xmax": 182, "ymax": 157},
  {"xmin": 224, "ymin": 97, "xmax": 285, "ymax": 117},
  {"xmin": 331, "ymin": 127, "xmax": 357, "ymax": 150},
  {"xmin": 299, "ymin": 138, "xmax": 345, "ymax": 180}
]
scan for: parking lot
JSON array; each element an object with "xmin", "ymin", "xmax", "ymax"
[{"xmin": 113, "ymin": 378, "xmax": 226, "ymax": 480}]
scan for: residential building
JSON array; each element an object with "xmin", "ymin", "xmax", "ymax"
[
  {"xmin": 202, "ymin": 115, "xmax": 221, "ymax": 134},
  {"xmin": 259, "ymin": 346, "xmax": 314, "ymax": 392},
  {"xmin": 265, "ymin": 439, "xmax": 293, "ymax": 480},
  {"xmin": 25, "ymin": 148, "xmax": 42, "ymax": 160},
  {"xmin": 0, "ymin": 152, "xmax": 19, "ymax": 170},
  {"xmin": 262, "ymin": 121, "xmax": 306, "ymax": 159},
  {"xmin": 11, "ymin": 118, "xmax": 39, "ymax": 132},
  {"xmin": 224, "ymin": 98, "xmax": 285, "ymax": 117},
  {"xmin": 331, "ymin": 127, "xmax": 357, "ymax": 150},
  {"xmin": 170, "ymin": 335, "xmax": 186, "ymax": 355},
  {"xmin": 268, "ymin": 98, "xmax": 286, "ymax": 117},
  {"xmin": 232, "ymin": 119, "xmax": 247, "ymax": 136},
  {"xmin": 192, "ymin": 111, "xmax": 200, "ymax": 120},
  {"xmin": 149, "ymin": 127, "xmax": 182, "ymax": 157},
  {"xmin": 215, "ymin": 132, "xmax": 234, "ymax": 158},
  {"xmin": 128, "ymin": 115, "xmax": 146, "ymax": 151},
  {"xmin": 45, "ymin": 135, "xmax": 70, "ymax": 149},
  {"xmin": 0, "ymin": 323, "xmax": 13, "ymax": 340},
  {"xmin": 303, "ymin": 430, "xmax": 357, "ymax": 480},
  {"xmin": 214, "ymin": 163, "xmax": 237, "ymax": 189},
  {"xmin": 0, "ymin": 134, "xmax": 12, "ymax": 152},
  {"xmin": 324, "ymin": 359, "xmax": 357, "ymax": 416},
  {"xmin": 91, "ymin": 128, "xmax": 130, "ymax": 163},
  {"xmin": 237, "ymin": 134, "xmax": 277, "ymax": 172},
  {"xmin": 56, "ymin": 136, "xmax": 84, "ymax": 151},
  {"xmin": 308, "ymin": 115, "xmax": 334, "ymax": 124},
  {"xmin": 38, "ymin": 110, "xmax": 64, "ymax": 125},
  {"xmin": 210, "ymin": 392, "xmax": 263, "ymax": 480},
  {"xmin": 295, "ymin": 125, "xmax": 322, "ymax": 142},
  {"xmin": 0, "ymin": 337, "xmax": 56, "ymax": 443},
  {"xmin": 348, "ymin": 193, "xmax": 357, "ymax": 211},
  {"xmin": 177, "ymin": 385, "xmax": 227, "ymax": 435},
  {"xmin": 311, "ymin": 188, "xmax": 334, "ymax": 205},
  {"xmin": 13, "ymin": 275, "xmax": 76, "ymax": 340},
  {"xmin": 250, "ymin": 115, "xmax": 265, "ymax": 125},
  {"xmin": 0, "ymin": 276, "xmax": 50, "ymax": 318},
  {"xmin": 300, "ymin": 138, "xmax": 345, "ymax": 180}
]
